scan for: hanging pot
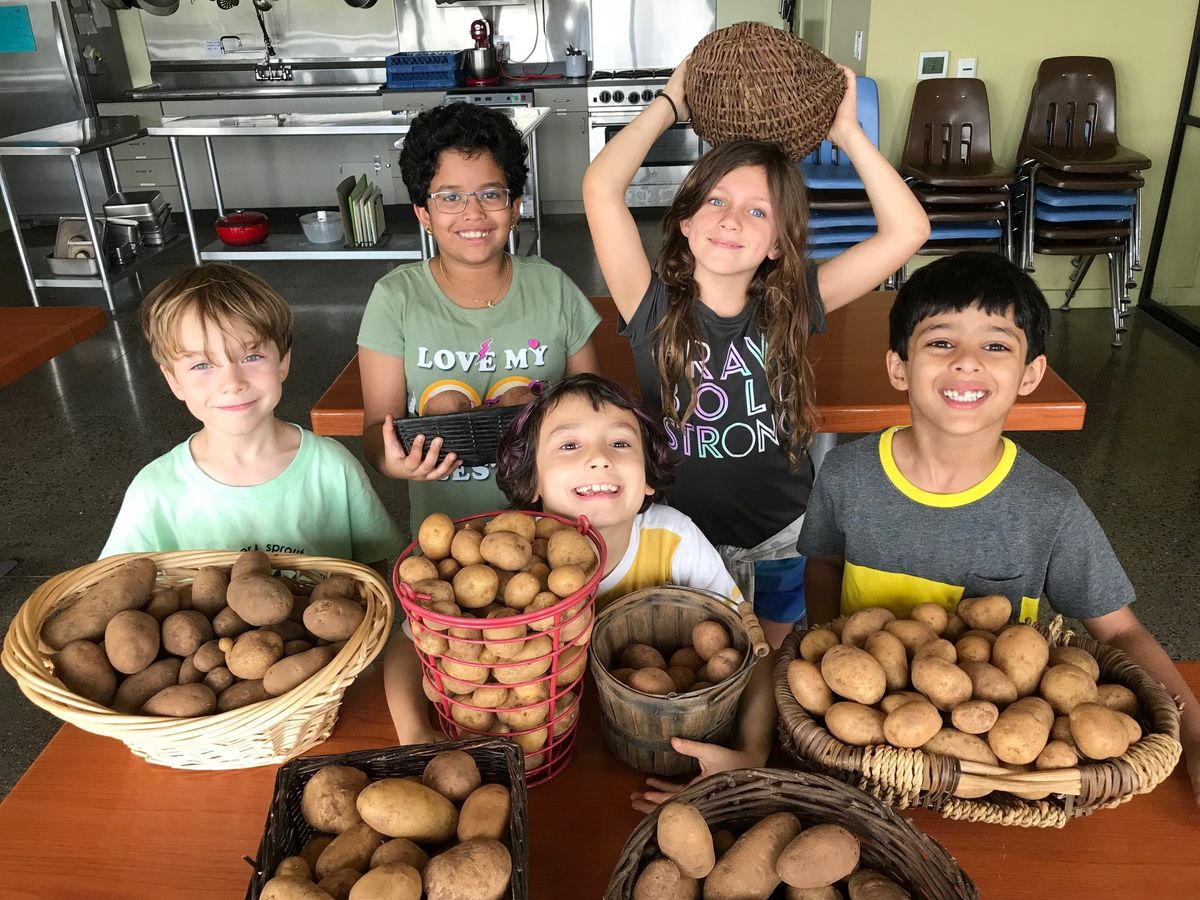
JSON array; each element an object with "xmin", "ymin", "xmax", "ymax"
[
  {"xmin": 215, "ymin": 210, "xmax": 270, "ymax": 246},
  {"xmin": 99, "ymin": 0, "xmax": 134, "ymax": 10},
  {"xmin": 132, "ymin": 0, "xmax": 181, "ymax": 15},
  {"xmin": 344, "ymin": 0, "xmax": 378, "ymax": 8}
]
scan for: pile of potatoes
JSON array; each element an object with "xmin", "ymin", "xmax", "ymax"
[
  {"xmin": 609, "ymin": 620, "xmax": 745, "ymax": 696},
  {"xmin": 401, "ymin": 512, "xmax": 596, "ymax": 771},
  {"xmin": 786, "ymin": 597, "xmax": 1145, "ymax": 800},
  {"xmin": 260, "ymin": 749, "xmax": 514, "ymax": 900},
  {"xmin": 41, "ymin": 552, "xmax": 366, "ymax": 718},
  {"xmin": 633, "ymin": 800, "xmax": 912, "ymax": 900}
]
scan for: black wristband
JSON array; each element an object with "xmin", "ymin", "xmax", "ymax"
[{"xmin": 658, "ymin": 92, "xmax": 680, "ymax": 125}]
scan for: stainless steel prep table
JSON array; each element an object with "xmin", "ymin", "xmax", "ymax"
[
  {"xmin": 146, "ymin": 107, "xmax": 552, "ymax": 264},
  {"xmin": 0, "ymin": 116, "xmax": 180, "ymax": 311}
]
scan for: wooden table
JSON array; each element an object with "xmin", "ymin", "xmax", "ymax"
[
  {"xmin": 1, "ymin": 663, "xmax": 1196, "ymax": 899},
  {"xmin": 310, "ymin": 293, "xmax": 1086, "ymax": 437},
  {"xmin": 0, "ymin": 307, "xmax": 107, "ymax": 387}
]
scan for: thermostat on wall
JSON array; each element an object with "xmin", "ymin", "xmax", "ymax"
[{"xmin": 917, "ymin": 50, "xmax": 950, "ymax": 80}]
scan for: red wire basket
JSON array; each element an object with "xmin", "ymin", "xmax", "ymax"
[{"xmin": 394, "ymin": 511, "xmax": 607, "ymax": 786}]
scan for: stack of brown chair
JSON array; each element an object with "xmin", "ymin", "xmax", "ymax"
[
  {"xmin": 1015, "ymin": 56, "xmax": 1151, "ymax": 347},
  {"xmin": 898, "ymin": 77, "xmax": 1015, "ymax": 286}
]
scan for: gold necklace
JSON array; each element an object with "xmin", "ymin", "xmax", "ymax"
[{"xmin": 437, "ymin": 254, "xmax": 510, "ymax": 308}]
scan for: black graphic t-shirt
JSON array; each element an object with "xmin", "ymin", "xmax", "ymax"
[{"xmin": 620, "ymin": 266, "xmax": 825, "ymax": 548}]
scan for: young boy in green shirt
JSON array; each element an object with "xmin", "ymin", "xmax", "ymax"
[
  {"xmin": 102, "ymin": 263, "xmax": 403, "ymax": 566},
  {"xmin": 798, "ymin": 252, "xmax": 1200, "ymax": 807}
]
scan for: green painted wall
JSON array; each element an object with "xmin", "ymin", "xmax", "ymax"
[{"xmin": 716, "ymin": 0, "xmax": 789, "ymax": 29}]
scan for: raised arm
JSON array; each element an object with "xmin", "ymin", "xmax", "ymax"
[
  {"xmin": 816, "ymin": 67, "xmax": 930, "ymax": 312},
  {"xmin": 583, "ymin": 61, "xmax": 691, "ymax": 322}
]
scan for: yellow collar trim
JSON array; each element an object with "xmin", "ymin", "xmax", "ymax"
[{"xmin": 879, "ymin": 426, "xmax": 1016, "ymax": 508}]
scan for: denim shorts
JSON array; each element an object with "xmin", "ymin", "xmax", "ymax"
[{"xmin": 752, "ymin": 555, "xmax": 807, "ymax": 624}]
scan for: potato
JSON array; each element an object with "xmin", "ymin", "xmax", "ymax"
[
  {"xmin": 263, "ymin": 643, "xmax": 341, "ymax": 696},
  {"xmin": 510, "ymin": 725, "xmax": 549, "ymax": 754},
  {"xmin": 525, "ymin": 592, "xmax": 565, "ymax": 632},
  {"xmin": 423, "ymin": 838, "xmax": 512, "ymax": 900},
  {"xmin": 225, "ymin": 629, "xmax": 285, "ymax": 680},
  {"xmin": 991, "ymin": 624, "xmax": 1049, "ymax": 697},
  {"xmin": 213, "ymin": 605, "xmax": 252, "ymax": 639},
  {"xmin": 468, "ymin": 685, "xmax": 508, "ymax": 709},
  {"xmin": 318, "ymin": 869, "xmax": 360, "ymax": 900},
  {"xmin": 633, "ymin": 859, "xmax": 699, "ymax": 900},
  {"xmin": 882, "ymin": 699, "xmax": 943, "ymax": 749},
  {"xmin": 1069, "ymin": 702, "xmax": 1132, "ymax": 760},
  {"xmin": 667, "ymin": 665, "xmax": 697, "ymax": 693},
  {"xmin": 1096, "ymin": 683, "xmax": 1139, "ymax": 717},
  {"xmin": 370, "ymin": 839, "xmax": 429, "ymax": 872},
  {"xmin": 1048, "ymin": 646, "xmax": 1100, "ymax": 680},
  {"xmin": 414, "ymin": 627, "xmax": 450, "ymax": 656},
  {"xmin": 395, "ymin": 558, "xmax": 437, "ymax": 589},
  {"xmin": 1010, "ymin": 695, "xmax": 1054, "ymax": 729},
  {"xmin": 1117, "ymin": 712, "xmax": 1142, "ymax": 745},
  {"xmin": 839, "ymin": 608, "xmax": 896, "ymax": 648},
  {"xmin": 628, "ymin": 667, "xmax": 676, "ymax": 695},
  {"xmin": 879, "ymin": 691, "xmax": 926, "ymax": 713},
  {"xmin": 420, "ymin": 599, "xmax": 462, "ymax": 632},
  {"xmin": 921, "ymin": 728, "xmax": 999, "ymax": 766},
  {"xmin": 950, "ymin": 699, "xmax": 999, "ymax": 735},
  {"xmin": 54, "ymin": 640, "xmax": 118, "ymax": 705},
  {"xmin": 178, "ymin": 653, "xmax": 204, "ymax": 685},
  {"xmin": 552, "ymin": 689, "xmax": 581, "ymax": 737},
  {"xmin": 847, "ymin": 869, "xmax": 910, "ymax": 900},
  {"xmin": 480, "ymin": 532, "xmax": 533, "ymax": 572},
  {"xmin": 958, "ymin": 660, "xmax": 1018, "ymax": 706},
  {"xmin": 670, "ymin": 647, "xmax": 702, "ymax": 672},
  {"xmin": 956, "ymin": 594, "xmax": 1011, "ymax": 632},
  {"xmin": 1050, "ymin": 715, "xmax": 1075, "ymax": 744},
  {"xmin": 865, "ymin": 631, "xmax": 909, "ymax": 692},
  {"xmin": 192, "ymin": 638, "xmax": 226, "ymax": 674},
  {"xmin": 143, "ymin": 587, "xmax": 183, "ymax": 622},
  {"xmin": 777, "ymin": 823, "xmax": 860, "ymax": 890},
  {"xmin": 41, "ymin": 556, "xmax": 158, "ymax": 649},
  {"xmin": 909, "ymin": 602, "xmax": 950, "ymax": 636},
  {"xmin": 230, "ymin": 550, "xmax": 271, "ymax": 580},
  {"xmin": 820, "ymin": 644, "xmax": 887, "ymax": 705},
  {"xmin": 547, "ymin": 564, "xmax": 587, "ymax": 599},
  {"xmin": 987, "ymin": 706, "xmax": 1050, "ymax": 765},
  {"xmin": 417, "ymin": 512, "xmax": 455, "ymax": 561},
  {"xmin": 355, "ymin": 778, "xmax": 458, "ymax": 842},
  {"xmin": 703, "ymin": 812, "xmax": 801, "ymax": 900},
  {"xmin": 204, "ymin": 665, "xmax": 234, "ymax": 694},
  {"xmin": 882, "ymin": 620, "xmax": 938, "ymax": 657},
  {"xmin": 785, "ymin": 888, "xmax": 841, "ymax": 900},
  {"xmin": 706, "ymin": 647, "xmax": 744, "ymax": 683},
  {"xmin": 304, "ymin": 598, "xmax": 366, "ymax": 642},
  {"xmin": 484, "ymin": 511, "xmax": 536, "ymax": 541},
  {"xmin": 260, "ymin": 876, "xmax": 335, "ymax": 900},
  {"xmin": 942, "ymin": 613, "xmax": 967, "ymax": 641},
  {"xmin": 954, "ymin": 633, "xmax": 992, "ymax": 664},
  {"xmin": 275, "ymin": 856, "xmax": 311, "ymax": 880},
  {"xmin": 113, "ymin": 658, "xmax": 182, "ymax": 713},
  {"xmin": 825, "ymin": 702, "xmax": 886, "ymax": 746},
  {"xmin": 555, "ymin": 643, "xmax": 587, "ymax": 687},
  {"xmin": 142, "ymin": 683, "xmax": 218, "ymax": 717},
  {"xmin": 458, "ymin": 783, "xmax": 511, "ymax": 841},
  {"xmin": 450, "ymin": 529, "xmax": 486, "ymax": 567},
  {"xmin": 655, "ymin": 800, "xmax": 715, "ymax": 879},
  {"xmin": 611, "ymin": 667, "xmax": 635, "ymax": 685},
  {"xmin": 545, "ymin": 529, "xmax": 596, "ymax": 575},
  {"xmin": 1035, "ymin": 739, "xmax": 1079, "ymax": 770},
  {"xmin": 346, "ymin": 863, "xmax": 420, "ymax": 900},
  {"xmin": 161, "ymin": 609, "xmax": 215, "ymax": 657},
  {"xmin": 913, "ymin": 639, "xmax": 956, "ymax": 664},
  {"xmin": 302, "ymin": 765, "xmax": 369, "ymax": 833},
  {"xmin": 798, "ymin": 629, "xmax": 839, "ymax": 663},
  {"xmin": 188, "ymin": 566, "xmax": 230, "ymax": 617},
  {"xmin": 502, "ymin": 572, "xmax": 541, "ymax": 610},
  {"xmin": 452, "ymin": 565, "xmax": 499, "ymax": 609},
  {"xmin": 103, "ymin": 609, "xmax": 160, "ymax": 675},
  {"xmin": 420, "ymin": 750, "xmax": 481, "ymax": 804},
  {"xmin": 300, "ymin": 836, "xmax": 335, "ymax": 874},
  {"xmin": 227, "ymin": 574, "xmax": 293, "ymax": 627},
  {"xmin": 309, "ymin": 574, "xmax": 355, "ymax": 603},
  {"xmin": 1040, "ymin": 664, "xmax": 1099, "ymax": 714},
  {"xmin": 436, "ymin": 558, "xmax": 462, "ymax": 581},
  {"xmin": 438, "ymin": 660, "xmax": 488, "ymax": 695},
  {"xmin": 621, "ymin": 643, "xmax": 667, "ymax": 670},
  {"xmin": 315, "ymin": 822, "xmax": 385, "ymax": 879},
  {"xmin": 491, "ymin": 634, "xmax": 552, "ymax": 684},
  {"xmin": 451, "ymin": 702, "xmax": 496, "ymax": 732}
]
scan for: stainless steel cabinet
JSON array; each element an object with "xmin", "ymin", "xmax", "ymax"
[
  {"xmin": 96, "ymin": 101, "xmax": 183, "ymax": 211},
  {"xmin": 534, "ymin": 87, "xmax": 588, "ymax": 213}
]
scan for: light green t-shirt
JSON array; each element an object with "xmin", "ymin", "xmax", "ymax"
[
  {"xmin": 101, "ymin": 425, "xmax": 405, "ymax": 564},
  {"xmin": 357, "ymin": 254, "xmax": 600, "ymax": 530}
]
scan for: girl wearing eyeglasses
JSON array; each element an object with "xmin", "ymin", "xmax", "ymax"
[{"xmin": 358, "ymin": 102, "xmax": 600, "ymax": 535}]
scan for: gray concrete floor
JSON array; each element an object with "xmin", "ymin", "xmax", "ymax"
[{"xmin": 1, "ymin": 212, "xmax": 1198, "ymax": 799}]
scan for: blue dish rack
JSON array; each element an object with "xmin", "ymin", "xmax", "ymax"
[{"xmin": 386, "ymin": 50, "xmax": 463, "ymax": 90}]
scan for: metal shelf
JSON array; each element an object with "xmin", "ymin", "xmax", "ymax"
[
  {"xmin": 198, "ymin": 230, "xmax": 421, "ymax": 261},
  {"xmin": 31, "ymin": 233, "xmax": 182, "ymax": 290}
]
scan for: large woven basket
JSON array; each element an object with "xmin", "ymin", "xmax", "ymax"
[
  {"xmin": 685, "ymin": 21, "xmax": 845, "ymax": 160},
  {"xmin": 605, "ymin": 767, "xmax": 978, "ymax": 899},
  {"xmin": 245, "ymin": 736, "xmax": 529, "ymax": 899},
  {"xmin": 1, "ymin": 551, "xmax": 392, "ymax": 769},
  {"xmin": 776, "ymin": 617, "xmax": 1183, "ymax": 827}
]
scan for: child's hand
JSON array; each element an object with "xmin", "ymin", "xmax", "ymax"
[
  {"xmin": 629, "ymin": 737, "xmax": 764, "ymax": 813},
  {"xmin": 662, "ymin": 56, "xmax": 691, "ymax": 122},
  {"xmin": 826, "ymin": 64, "xmax": 862, "ymax": 148},
  {"xmin": 381, "ymin": 414, "xmax": 459, "ymax": 481}
]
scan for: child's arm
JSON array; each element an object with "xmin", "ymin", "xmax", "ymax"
[
  {"xmin": 582, "ymin": 63, "xmax": 689, "ymax": 323},
  {"xmin": 359, "ymin": 347, "xmax": 460, "ymax": 481},
  {"xmin": 564, "ymin": 340, "xmax": 601, "ymax": 376},
  {"xmin": 382, "ymin": 629, "xmax": 446, "ymax": 745},
  {"xmin": 804, "ymin": 554, "xmax": 845, "ymax": 626},
  {"xmin": 816, "ymin": 66, "xmax": 930, "ymax": 313},
  {"xmin": 1082, "ymin": 606, "xmax": 1200, "ymax": 809}
]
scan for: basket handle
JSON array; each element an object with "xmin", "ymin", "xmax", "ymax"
[{"xmin": 736, "ymin": 602, "xmax": 770, "ymax": 658}]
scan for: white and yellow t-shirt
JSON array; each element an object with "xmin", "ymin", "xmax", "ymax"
[
  {"xmin": 597, "ymin": 504, "xmax": 742, "ymax": 609},
  {"xmin": 797, "ymin": 427, "xmax": 1135, "ymax": 623}
]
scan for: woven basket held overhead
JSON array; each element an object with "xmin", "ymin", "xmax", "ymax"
[{"xmin": 685, "ymin": 21, "xmax": 845, "ymax": 160}]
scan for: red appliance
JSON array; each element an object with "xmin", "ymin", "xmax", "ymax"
[
  {"xmin": 215, "ymin": 210, "xmax": 270, "ymax": 246},
  {"xmin": 464, "ymin": 18, "xmax": 500, "ymax": 86}
]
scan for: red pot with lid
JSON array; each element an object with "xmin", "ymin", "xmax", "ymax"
[{"xmin": 215, "ymin": 210, "xmax": 269, "ymax": 246}]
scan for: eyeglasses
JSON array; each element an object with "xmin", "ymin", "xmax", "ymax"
[{"xmin": 426, "ymin": 188, "xmax": 513, "ymax": 214}]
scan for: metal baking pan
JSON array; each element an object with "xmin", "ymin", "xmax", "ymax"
[
  {"xmin": 46, "ymin": 253, "xmax": 99, "ymax": 277},
  {"xmin": 103, "ymin": 190, "xmax": 166, "ymax": 219}
]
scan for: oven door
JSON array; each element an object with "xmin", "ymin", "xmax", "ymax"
[{"xmin": 588, "ymin": 114, "xmax": 705, "ymax": 205}]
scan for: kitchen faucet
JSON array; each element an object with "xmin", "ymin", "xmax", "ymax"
[{"xmin": 251, "ymin": 3, "xmax": 293, "ymax": 82}]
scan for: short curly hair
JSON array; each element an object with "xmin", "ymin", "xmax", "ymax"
[
  {"xmin": 496, "ymin": 374, "xmax": 676, "ymax": 514},
  {"xmin": 399, "ymin": 103, "xmax": 529, "ymax": 206}
]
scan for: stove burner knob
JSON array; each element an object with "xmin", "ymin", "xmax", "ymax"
[
  {"xmin": 654, "ymin": 89, "xmax": 664, "ymax": 96},
  {"xmin": 612, "ymin": 90, "xmax": 625, "ymax": 103},
  {"xmin": 641, "ymin": 89, "xmax": 654, "ymax": 103},
  {"xmin": 598, "ymin": 90, "xmax": 611, "ymax": 104},
  {"xmin": 629, "ymin": 94, "xmax": 639, "ymax": 105}
]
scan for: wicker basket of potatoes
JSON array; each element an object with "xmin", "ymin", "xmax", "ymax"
[
  {"xmin": 1, "ymin": 550, "xmax": 392, "ymax": 769},
  {"xmin": 605, "ymin": 768, "xmax": 978, "ymax": 900},
  {"xmin": 776, "ymin": 599, "xmax": 1183, "ymax": 827}
]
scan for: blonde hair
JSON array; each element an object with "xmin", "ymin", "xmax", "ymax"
[{"xmin": 139, "ymin": 263, "xmax": 293, "ymax": 367}]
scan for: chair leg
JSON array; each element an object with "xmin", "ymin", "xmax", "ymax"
[
  {"xmin": 1003, "ymin": 188, "xmax": 1014, "ymax": 263},
  {"xmin": 1107, "ymin": 250, "xmax": 1126, "ymax": 348},
  {"xmin": 1131, "ymin": 187, "xmax": 1143, "ymax": 271},
  {"xmin": 1022, "ymin": 163, "xmax": 1039, "ymax": 272},
  {"xmin": 1062, "ymin": 255, "xmax": 1095, "ymax": 310}
]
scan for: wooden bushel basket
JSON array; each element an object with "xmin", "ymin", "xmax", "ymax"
[{"xmin": 588, "ymin": 586, "xmax": 770, "ymax": 776}]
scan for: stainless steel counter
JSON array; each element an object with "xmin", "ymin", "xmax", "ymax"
[
  {"xmin": 0, "ymin": 117, "xmax": 146, "ymax": 158},
  {"xmin": 127, "ymin": 85, "xmax": 385, "ymax": 101}
]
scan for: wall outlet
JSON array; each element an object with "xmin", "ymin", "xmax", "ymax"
[{"xmin": 957, "ymin": 57, "xmax": 978, "ymax": 78}]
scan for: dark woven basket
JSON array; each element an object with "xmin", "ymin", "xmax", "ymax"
[
  {"xmin": 244, "ymin": 737, "xmax": 529, "ymax": 899},
  {"xmin": 775, "ymin": 617, "xmax": 1183, "ymax": 828},
  {"xmin": 394, "ymin": 404, "xmax": 522, "ymax": 467},
  {"xmin": 604, "ymin": 767, "xmax": 978, "ymax": 899},
  {"xmin": 685, "ymin": 21, "xmax": 846, "ymax": 161}
]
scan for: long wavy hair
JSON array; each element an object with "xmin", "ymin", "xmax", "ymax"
[{"xmin": 655, "ymin": 140, "xmax": 817, "ymax": 465}]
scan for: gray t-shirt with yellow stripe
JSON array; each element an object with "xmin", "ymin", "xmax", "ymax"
[{"xmin": 797, "ymin": 427, "xmax": 1134, "ymax": 623}]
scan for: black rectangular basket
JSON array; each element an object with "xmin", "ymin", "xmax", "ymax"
[
  {"xmin": 394, "ymin": 405, "xmax": 523, "ymax": 467},
  {"xmin": 245, "ymin": 737, "xmax": 529, "ymax": 899}
]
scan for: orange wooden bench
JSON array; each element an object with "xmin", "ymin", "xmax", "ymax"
[{"xmin": 0, "ymin": 307, "xmax": 107, "ymax": 388}]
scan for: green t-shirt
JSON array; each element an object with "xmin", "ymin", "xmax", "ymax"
[
  {"xmin": 101, "ymin": 425, "xmax": 405, "ymax": 564},
  {"xmin": 357, "ymin": 254, "xmax": 600, "ymax": 530}
]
